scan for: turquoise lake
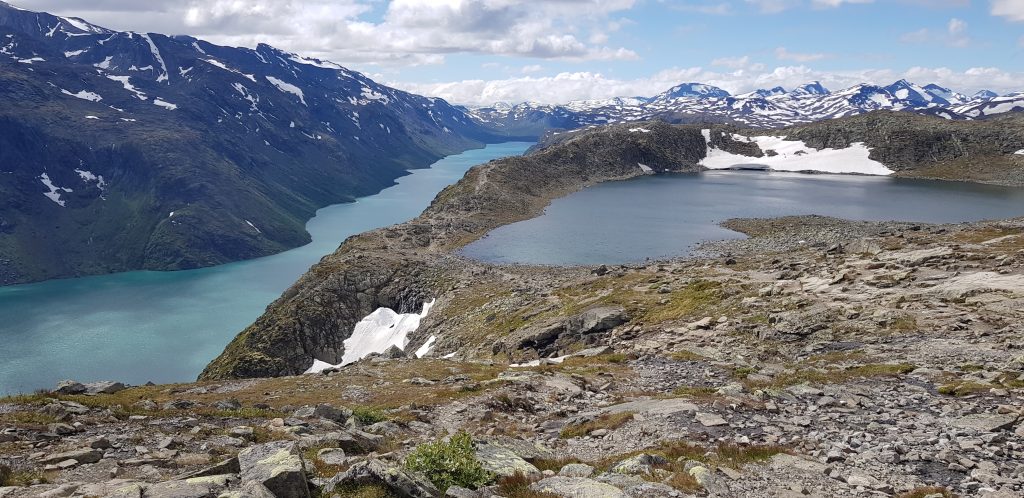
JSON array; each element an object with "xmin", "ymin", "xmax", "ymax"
[
  {"xmin": 0, "ymin": 142, "xmax": 533, "ymax": 395},
  {"xmin": 462, "ymin": 171, "xmax": 1024, "ymax": 266}
]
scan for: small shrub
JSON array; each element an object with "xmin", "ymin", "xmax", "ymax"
[
  {"xmin": 405, "ymin": 431, "xmax": 492, "ymax": 492},
  {"xmin": 897, "ymin": 486, "xmax": 954, "ymax": 498},
  {"xmin": 670, "ymin": 350, "xmax": 706, "ymax": 362},
  {"xmin": 495, "ymin": 472, "xmax": 559, "ymax": 498},
  {"xmin": 937, "ymin": 382, "xmax": 990, "ymax": 397},
  {"xmin": 351, "ymin": 406, "xmax": 389, "ymax": 426},
  {"xmin": 0, "ymin": 464, "xmax": 11, "ymax": 487}
]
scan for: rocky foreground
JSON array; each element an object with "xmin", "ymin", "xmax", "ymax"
[{"xmin": 2, "ymin": 214, "xmax": 1024, "ymax": 497}]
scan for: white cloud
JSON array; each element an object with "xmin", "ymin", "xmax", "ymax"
[
  {"xmin": 712, "ymin": 55, "xmax": 750, "ymax": 68},
  {"xmin": 745, "ymin": 0, "xmax": 872, "ymax": 13},
  {"xmin": 774, "ymin": 47, "xmax": 828, "ymax": 62},
  {"xmin": 391, "ymin": 65, "xmax": 1024, "ymax": 106},
  {"xmin": 17, "ymin": 0, "xmax": 640, "ymax": 64},
  {"xmin": 900, "ymin": 17, "xmax": 971, "ymax": 47},
  {"xmin": 991, "ymin": 0, "xmax": 1024, "ymax": 21},
  {"xmin": 521, "ymin": 64, "xmax": 543, "ymax": 73}
]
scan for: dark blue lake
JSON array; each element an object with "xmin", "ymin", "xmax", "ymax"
[{"xmin": 461, "ymin": 171, "xmax": 1024, "ymax": 265}]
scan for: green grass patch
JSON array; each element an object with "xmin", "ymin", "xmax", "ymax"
[
  {"xmin": 560, "ymin": 412, "xmax": 634, "ymax": 439},
  {"xmin": 495, "ymin": 472, "xmax": 560, "ymax": 498}
]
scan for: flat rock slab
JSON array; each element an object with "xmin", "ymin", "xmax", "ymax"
[
  {"xmin": 237, "ymin": 441, "xmax": 310, "ymax": 498},
  {"xmin": 951, "ymin": 413, "xmax": 1020, "ymax": 433},
  {"xmin": 532, "ymin": 477, "xmax": 626, "ymax": 498},
  {"xmin": 603, "ymin": 398, "xmax": 698, "ymax": 417},
  {"xmin": 475, "ymin": 443, "xmax": 540, "ymax": 478},
  {"xmin": 40, "ymin": 449, "xmax": 103, "ymax": 465},
  {"xmin": 928, "ymin": 272, "xmax": 1024, "ymax": 300}
]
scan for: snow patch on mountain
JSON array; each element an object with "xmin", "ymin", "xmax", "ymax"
[
  {"xmin": 153, "ymin": 98, "xmax": 177, "ymax": 110},
  {"xmin": 202, "ymin": 59, "xmax": 256, "ymax": 83},
  {"xmin": 139, "ymin": 33, "xmax": 169, "ymax": 83},
  {"xmin": 266, "ymin": 76, "xmax": 306, "ymax": 105},
  {"xmin": 61, "ymin": 89, "xmax": 102, "ymax": 102},
  {"xmin": 700, "ymin": 130, "xmax": 893, "ymax": 175},
  {"xmin": 39, "ymin": 173, "xmax": 73, "ymax": 206},
  {"xmin": 106, "ymin": 75, "xmax": 146, "ymax": 100},
  {"xmin": 304, "ymin": 300, "xmax": 436, "ymax": 374}
]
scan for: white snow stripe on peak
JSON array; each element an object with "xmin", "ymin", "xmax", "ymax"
[
  {"xmin": 140, "ymin": 33, "xmax": 169, "ymax": 83},
  {"xmin": 266, "ymin": 76, "xmax": 306, "ymax": 105},
  {"xmin": 61, "ymin": 89, "xmax": 102, "ymax": 102}
]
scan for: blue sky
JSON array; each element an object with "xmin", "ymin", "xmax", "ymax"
[{"xmin": 17, "ymin": 0, "xmax": 1024, "ymax": 104}]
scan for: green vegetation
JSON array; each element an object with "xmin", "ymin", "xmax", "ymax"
[
  {"xmin": 351, "ymin": 405, "xmax": 389, "ymax": 426},
  {"xmin": 495, "ymin": 472, "xmax": 560, "ymax": 498},
  {"xmin": 937, "ymin": 382, "xmax": 991, "ymax": 397},
  {"xmin": 897, "ymin": 486, "xmax": 955, "ymax": 498},
  {"xmin": 560, "ymin": 412, "xmax": 635, "ymax": 439},
  {"xmin": 405, "ymin": 431, "xmax": 492, "ymax": 493}
]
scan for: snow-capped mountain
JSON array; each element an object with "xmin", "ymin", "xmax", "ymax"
[
  {"xmin": 0, "ymin": 1, "xmax": 504, "ymax": 284},
  {"xmin": 468, "ymin": 79, "xmax": 1020, "ymax": 132}
]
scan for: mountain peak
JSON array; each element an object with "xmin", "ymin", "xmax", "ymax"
[
  {"xmin": 658, "ymin": 82, "xmax": 730, "ymax": 100},
  {"xmin": 793, "ymin": 81, "xmax": 830, "ymax": 96}
]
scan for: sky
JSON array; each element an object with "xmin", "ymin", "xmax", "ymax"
[{"xmin": 12, "ymin": 0, "xmax": 1024, "ymax": 105}]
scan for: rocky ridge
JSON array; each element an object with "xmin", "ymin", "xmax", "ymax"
[{"xmin": 2, "ymin": 214, "xmax": 1024, "ymax": 497}]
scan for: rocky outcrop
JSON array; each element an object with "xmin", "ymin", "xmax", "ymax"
[{"xmin": 204, "ymin": 114, "xmax": 1023, "ymax": 379}]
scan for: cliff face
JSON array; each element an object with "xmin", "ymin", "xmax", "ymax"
[{"xmin": 202, "ymin": 114, "xmax": 1024, "ymax": 380}]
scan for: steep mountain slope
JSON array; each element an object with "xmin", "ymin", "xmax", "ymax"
[
  {"xmin": 0, "ymin": 2, "xmax": 499, "ymax": 285},
  {"xmin": 468, "ymin": 80, "xmax": 1024, "ymax": 131}
]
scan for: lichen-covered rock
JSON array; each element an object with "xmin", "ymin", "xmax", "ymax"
[
  {"xmin": 237, "ymin": 441, "xmax": 310, "ymax": 498},
  {"xmin": 324, "ymin": 459, "xmax": 440, "ymax": 498},
  {"xmin": 531, "ymin": 477, "xmax": 626, "ymax": 498},
  {"xmin": 474, "ymin": 442, "xmax": 540, "ymax": 478}
]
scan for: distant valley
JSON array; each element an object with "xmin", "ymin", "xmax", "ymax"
[{"xmin": 0, "ymin": 2, "xmax": 513, "ymax": 285}]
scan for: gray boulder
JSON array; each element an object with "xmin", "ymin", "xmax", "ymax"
[
  {"xmin": 55, "ymin": 380, "xmax": 86, "ymax": 395},
  {"xmin": 474, "ymin": 442, "xmax": 540, "ymax": 478},
  {"xmin": 568, "ymin": 307, "xmax": 629, "ymax": 335},
  {"xmin": 84, "ymin": 381, "xmax": 127, "ymax": 395},
  {"xmin": 531, "ymin": 477, "xmax": 626, "ymax": 498},
  {"xmin": 237, "ymin": 441, "xmax": 310, "ymax": 498},
  {"xmin": 324, "ymin": 459, "xmax": 439, "ymax": 498}
]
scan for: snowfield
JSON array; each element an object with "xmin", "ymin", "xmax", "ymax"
[
  {"xmin": 700, "ymin": 130, "xmax": 894, "ymax": 176},
  {"xmin": 305, "ymin": 300, "xmax": 436, "ymax": 374}
]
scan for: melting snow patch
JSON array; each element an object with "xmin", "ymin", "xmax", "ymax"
[
  {"xmin": 511, "ymin": 356, "xmax": 568, "ymax": 368},
  {"xmin": 153, "ymin": 98, "xmax": 177, "ymax": 110},
  {"xmin": 85, "ymin": 115, "xmax": 99, "ymax": 120},
  {"xmin": 94, "ymin": 56, "xmax": 113, "ymax": 69},
  {"xmin": 415, "ymin": 336, "xmax": 437, "ymax": 358},
  {"xmin": 39, "ymin": 173, "xmax": 73, "ymax": 206},
  {"xmin": 266, "ymin": 76, "xmax": 306, "ymax": 105},
  {"xmin": 304, "ymin": 300, "xmax": 435, "ymax": 374},
  {"xmin": 700, "ymin": 131, "xmax": 893, "ymax": 175},
  {"xmin": 629, "ymin": 127, "xmax": 651, "ymax": 133},
  {"xmin": 61, "ymin": 89, "xmax": 102, "ymax": 102},
  {"xmin": 244, "ymin": 220, "xmax": 261, "ymax": 234},
  {"xmin": 1015, "ymin": 149, "xmax": 1024, "ymax": 156},
  {"xmin": 202, "ymin": 59, "xmax": 256, "ymax": 82},
  {"xmin": 18, "ymin": 57, "xmax": 44, "ymax": 64},
  {"xmin": 106, "ymin": 75, "xmax": 146, "ymax": 100},
  {"xmin": 64, "ymin": 50, "xmax": 86, "ymax": 58},
  {"xmin": 638, "ymin": 163, "xmax": 654, "ymax": 174},
  {"xmin": 140, "ymin": 33, "xmax": 169, "ymax": 83},
  {"xmin": 75, "ymin": 169, "xmax": 106, "ymax": 190}
]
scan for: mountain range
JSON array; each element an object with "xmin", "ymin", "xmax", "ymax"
[
  {"xmin": 0, "ymin": 1, "xmax": 517, "ymax": 284},
  {"xmin": 2, "ymin": 0, "xmax": 1023, "ymax": 285},
  {"xmin": 467, "ymin": 79, "xmax": 1024, "ymax": 136}
]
